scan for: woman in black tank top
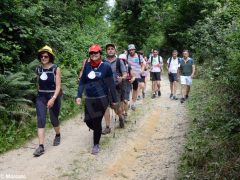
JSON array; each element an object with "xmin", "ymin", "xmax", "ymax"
[{"xmin": 33, "ymin": 45, "xmax": 62, "ymax": 157}]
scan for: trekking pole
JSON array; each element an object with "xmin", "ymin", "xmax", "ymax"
[
  {"xmin": 79, "ymin": 103, "xmax": 83, "ymax": 120},
  {"xmin": 112, "ymin": 108, "xmax": 117, "ymax": 138}
]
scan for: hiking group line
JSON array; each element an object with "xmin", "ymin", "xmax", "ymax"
[{"xmin": 33, "ymin": 43, "xmax": 195, "ymax": 156}]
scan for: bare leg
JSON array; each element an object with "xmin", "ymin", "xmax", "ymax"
[
  {"xmin": 54, "ymin": 126, "xmax": 60, "ymax": 134},
  {"xmin": 104, "ymin": 107, "xmax": 110, "ymax": 127},
  {"xmin": 170, "ymin": 82, "xmax": 173, "ymax": 94},
  {"xmin": 181, "ymin": 85, "xmax": 187, "ymax": 98},
  {"xmin": 157, "ymin": 81, "xmax": 160, "ymax": 91},
  {"xmin": 132, "ymin": 89, "xmax": 138, "ymax": 103},
  {"xmin": 186, "ymin": 85, "xmax": 191, "ymax": 96},
  {"xmin": 173, "ymin": 81, "xmax": 177, "ymax": 96}
]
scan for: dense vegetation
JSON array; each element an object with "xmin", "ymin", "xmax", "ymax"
[
  {"xmin": 110, "ymin": 0, "xmax": 240, "ymax": 178},
  {"xmin": 1, "ymin": 0, "xmax": 239, "ymax": 178},
  {"xmin": 0, "ymin": 0, "xmax": 111, "ymax": 153}
]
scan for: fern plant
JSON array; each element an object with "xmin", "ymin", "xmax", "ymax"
[{"xmin": 0, "ymin": 71, "xmax": 35, "ymax": 125}]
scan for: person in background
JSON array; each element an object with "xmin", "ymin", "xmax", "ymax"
[
  {"xmin": 179, "ymin": 49, "xmax": 195, "ymax": 103},
  {"xmin": 118, "ymin": 53, "xmax": 135, "ymax": 120},
  {"xmin": 127, "ymin": 44, "xmax": 144, "ymax": 110},
  {"xmin": 167, "ymin": 50, "xmax": 181, "ymax": 100},
  {"xmin": 149, "ymin": 49, "xmax": 163, "ymax": 98},
  {"xmin": 138, "ymin": 50, "xmax": 148, "ymax": 99},
  {"xmin": 102, "ymin": 43, "xmax": 127, "ymax": 134}
]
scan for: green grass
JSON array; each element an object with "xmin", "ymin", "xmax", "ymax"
[{"xmin": 178, "ymin": 79, "xmax": 240, "ymax": 179}]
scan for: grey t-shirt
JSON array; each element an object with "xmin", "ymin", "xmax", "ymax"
[{"xmin": 105, "ymin": 58, "xmax": 127, "ymax": 84}]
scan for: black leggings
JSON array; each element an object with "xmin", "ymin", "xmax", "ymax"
[
  {"xmin": 36, "ymin": 93, "xmax": 61, "ymax": 128},
  {"xmin": 84, "ymin": 97, "xmax": 109, "ymax": 145}
]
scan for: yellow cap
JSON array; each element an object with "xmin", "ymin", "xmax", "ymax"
[{"xmin": 38, "ymin": 45, "xmax": 55, "ymax": 56}]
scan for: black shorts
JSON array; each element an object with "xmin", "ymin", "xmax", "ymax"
[
  {"xmin": 150, "ymin": 72, "xmax": 161, "ymax": 81},
  {"xmin": 168, "ymin": 73, "xmax": 177, "ymax": 82},
  {"xmin": 132, "ymin": 78, "xmax": 140, "ymax": 90},
  {"xmin": 140, "ymin": 75, "xmax": 146, "ymax": 83}
]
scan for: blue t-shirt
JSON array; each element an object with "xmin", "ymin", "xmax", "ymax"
[{"xmin": 77, "ymin": 61, "xmax": 117, "ymax": 102}]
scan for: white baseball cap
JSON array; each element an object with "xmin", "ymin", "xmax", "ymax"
[{"xmin": 128, "ymin": 44, "xmax": 136, "ymax": 50}]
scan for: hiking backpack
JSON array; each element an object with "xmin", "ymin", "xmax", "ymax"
[
  {"xmin": 168, "ymin": 57, "xmax": 182, "ymax": 68},
  {"xmin": 150, "ymin": 56, "xmax": 162, "ymax": 65},
  {"xmin": 127, "ymin": 54, "xmax": 142, "ymax": 65}
]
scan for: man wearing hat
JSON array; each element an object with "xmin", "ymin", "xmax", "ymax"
[
  {"xmin": 127, "ymin": 44, "xmax": 144, "ymax": 110},
  {"xmin": 102, "ymin": 43, "xmax": 127, "ymax": 133}
]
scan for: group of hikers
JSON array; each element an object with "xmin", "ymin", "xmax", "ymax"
[{"xmin": 33, "ymin": 43, "xmax": 195, "ymax": 156}]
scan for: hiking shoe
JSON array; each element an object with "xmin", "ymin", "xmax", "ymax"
[
  {"xmin": 33, "ymin": 146, "xmax": 44, "ymax": 157},
  {"xmin": 119, "ymin": 118, "xmax": 124, "ymax": 128},
  {"xmin": 142, "ymin": 92, "xmax": 145, "ymax": 98},
  {"xmin": 173, "ymin": 96, "xmax": 178, "ymax": 100},
  {"xmin": 158, "ymin": 91, "xmax": 161, "ymax": 97},
  {"xmin": 151, "ymin": 94, "xmax": 156, "ymax": 99},
  {"xmin": 180, "ymin": 98, "xmax": 185, "ymax": 103},
  {"xmin": 169, "ymin": 93, "xmax": 173, "ymax": 99},
  {"xmin": 92, "ymin": 144, "xmax": 100, "ymax": 155},
  {"xmin": 185, "ymin": 95, "xmax": 189, "ymax": 100},
  {"xmin": 102, "ymin": 127, "xmax": 111, "ymax": 135},
  {"xmin": 53, "ymin": 135, "xmax": 61, "ymax": 146},
  {"xmin": 137, "ymin": 96, "xmax": 141, "ymax": 100},
  {"xmin": 131, "ymin": 104, "xmax": 136, "ymax": 111}
]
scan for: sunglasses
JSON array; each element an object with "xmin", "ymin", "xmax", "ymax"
[
  {"xmin": 89, "ymin": 52, "xmax": 99, "ymax": 55},
  {"xmin": 41, "ymin": 55, "xmax": 49, "ymax": 59}
]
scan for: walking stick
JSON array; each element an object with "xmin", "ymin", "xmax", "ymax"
[{"xmin": 112, "ymin": 108, "xmax": 117, "ymax": 138}]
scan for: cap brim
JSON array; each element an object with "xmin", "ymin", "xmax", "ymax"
[{"xmin": 106, "ymin": 43, "xmax": 116, "ymax": 49}]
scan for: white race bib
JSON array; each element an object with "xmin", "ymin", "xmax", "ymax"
[
  {"xmin": 88, "ymin": 71, "xmax": 96, "ymax": 79},
  {"xmin": 40, "ymin": 72, "xmax": 48, "ymax": 80}
]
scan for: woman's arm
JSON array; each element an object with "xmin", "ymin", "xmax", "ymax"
[{"xmin": 47, "ymin": 67, "xmax": 61, "ymax": 108}]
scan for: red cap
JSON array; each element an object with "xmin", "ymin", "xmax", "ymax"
[{"xmin": 89, "ymin": 44, "xmax": 102, "ymax": 53}]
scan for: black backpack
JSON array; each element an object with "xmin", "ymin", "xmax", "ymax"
[
  {"xmin": 127, "ymin": 54, "xmax": 141, "ymax": 65},
  {"xmin": 36, "ymin": 64, "xmax": 58, "ymax": 82},
  {"xmin": 116, "ymin": 58, "xmax": 123, "ymax": 76},
  {"xmin": 168, "ymin": 57, "xmax": 182, "ymax": 68},
  {"xmin": 150, "ymin": 56, "xmax": 161, "ymax": 65}
]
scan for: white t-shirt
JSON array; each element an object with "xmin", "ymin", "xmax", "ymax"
[
  {"xmin": 167, "ymin": 57, "xmax": 180, "ymax": 73},
  {"xmin": 149, "ymin": 56, "xmax": 163, "ymax": 72}
]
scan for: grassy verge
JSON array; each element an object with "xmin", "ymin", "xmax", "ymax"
[
  {"xmin": 178, "ymin": 79, "xmax": 240, "ymax": 179},
  {"xmin": 0, "ymin": 97, "xmax": 81, "ymax": 154}
]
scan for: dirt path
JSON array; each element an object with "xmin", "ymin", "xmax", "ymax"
[{"xmin": 0, "ymin": 75, "xmax": 189, "ymax": 180}]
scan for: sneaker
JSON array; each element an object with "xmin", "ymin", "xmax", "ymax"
[
  {"xmin": 137, "ymin": 96, "xmax": 141, "ymax": 100},
  {"xmin": 151, "ymin": 94, "xmax": 156, "ymax": 99},
  {"xmin": 102, "ymin": 127, "xmax": 111, "ymax": 135},
  {"xmin": 33, "ymin": 146, "xmax": 44, "ymax": 157},
  {"xmin": 53, "ymin": 135, "xmax": 61, "ymax": 146},
  {"xmin": 92, "ymin": 144, "xmax": 100, "ymax": 155},
  {"xmin": 158, "ymin": 91, "xmax": 161, "ymax": 97},
  {"xmin": 180, "ymin": 98, "xmax": 185, "ymax": 103},
  {"xmin": 142, "ymin": 92, "xmax": 145, "ymax": 98},
  {"xmin": 173, "ymin": 96, "xmax": 178, "ymax": 100},
  {"xmin": 119, "ymin": 118, "xmax": 124, "ymax": 128},
  {"xmin": 169, "ymin": 93, "xmax": 173, "ymax": 99},
  {"xmin": 131, "ymin": 104, "xmax": 136, "ymax": 111}
]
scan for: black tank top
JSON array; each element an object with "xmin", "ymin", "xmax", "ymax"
[{"xmin": 37, "ymin": 64, "xmax": 57, "ymax": 93}]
